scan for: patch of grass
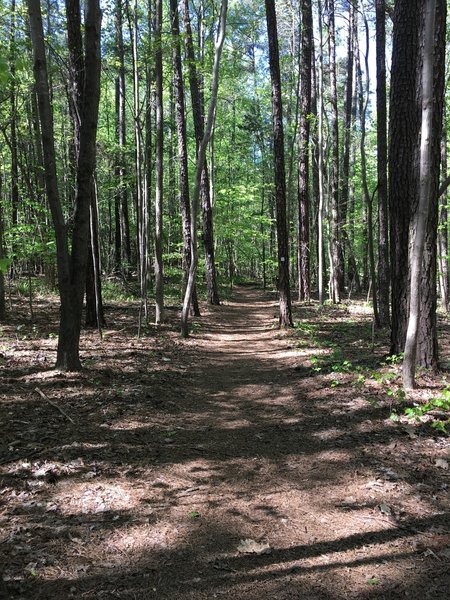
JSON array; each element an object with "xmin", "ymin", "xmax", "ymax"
[
  {"xmin": 11, "ymin": 276, "xmax": 56, "ymax": 298},
  {"xmin": 402, "ymin": 388, "xmax": 450, "ymax": 433},
  {"xmin": 102, "ymin": 280, "xmax": 138, "ymax": 302},
  {"xmin": 385, "ymin": 353, "xmax": 404, "ymax": 366},
  {"xmin": 15, "ymin": 323, "xmax": 42, "ymax": 340}
]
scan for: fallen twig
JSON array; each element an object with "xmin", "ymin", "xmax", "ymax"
[
  {"xmin": 0, "ymin": 445, "xmax": 59, "ymax": 465},
  {"xmin": 34, "ymin": 387, "xmax": 75, "ymax": 424}
]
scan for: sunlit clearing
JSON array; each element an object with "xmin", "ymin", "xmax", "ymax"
[
  {"xmin": 53, "ymin": 481, "xmax": 139, "ymax": 516},
  {"xmin": 312, "ymin": 427, "xmax": 345, "ymax": 440}
]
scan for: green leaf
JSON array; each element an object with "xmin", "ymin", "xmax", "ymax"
[
  {"xmin": 0, "ymin": 55, "xmax": 9, "ymax": 85},
  {"xmin": 0, "ymin": 258, "xmax": 11, "ymax": 274},
  {"xmin": 188, "ymin": 511, "xmax": 200, "ymax": 519},
  {"xmin": 367, "ymin": 578, "xmax": 380, "ymax": 585}
]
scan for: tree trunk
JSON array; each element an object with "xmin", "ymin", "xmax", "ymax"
[
  {"xmin": 182, "ymin": 0, "xmax": 220, "ymax": 306},
  {"xmin": 356, "ymin": 10, "xmax": 380, "ymax": 327},
  {"xmin": 341, "ymin": 1, "xmax": 354, "ymax": 290},
  {"xmin": 310, "ymin": 30, "xmax": 319, "ymax": 296},
  {"xmin": 9, "ymin": 0, "xmax": 19, "ymax": 276},
  {"xmin": 297, "ymin": 0, "xmax": 312, "ymax": 303},
  {"xmin": 438, "ymin": 123, "xmax": 449, "ymax": 312},
  {"xmin": 0, "ymin": 174, "xmax": 5, "ymax": 321},
  {"xmin": 85, "ymin": 184, "xmax": 105, "ymax": 328},
  {"xmin": 416, "ymin": 0, "xmax": 446, "ymax": 369},
  {"xmin": 389, "ymin": 0, "xmax": 421, "ymax": 356},
  {"xmin": 114, "ymin": 0, "xmax": 130, "ymax": 274},
  {"xmin": 170, "ymin": 0, "xmax": 200, "ymax": 316},
  {"xmin": 317, "ymin": 0, "xmax": 325, "ymax": 305},
  {"xmin": 181, "ymin": 0, "xmax": 228, "ymax": 337},
  {"xmin": 66, "ymin": 0, "xmax": 103, "ymax": 330},
  {"xmin": 403, "ymin": 0, "xmax": 440, "ymax": 388},
  {"xmin": 265, "ymin": 0, "xmax": 293, "ymax": 328},
  {"xmin": 376, "ymin": 0, "xmax": 390, "ymax": 326},
  {"xmin": 154, "ymin": 0, "xmax": 164, "ymax": 324},
  {"xmin": 327, "ymin": 0, "xmax": 344, "ymax": 303},
  {"xmin": 28, "ymin": 0, "xmax": 102, "ymax": 371}
]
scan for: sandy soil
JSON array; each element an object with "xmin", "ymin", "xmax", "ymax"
[{"xmin": 1, "ymin": 285, "xmax": 449, "ymax": 599}]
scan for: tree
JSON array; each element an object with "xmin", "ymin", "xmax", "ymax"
[
  {"xmin": 182, "ymin": 0, "xmax": 220, "ymax": 306},
  {"xmin": 265, "ymin": 0, "xmax": 293, "ymax": 327},
  {"xmin": 114, "ymin": 0, "xmax": 131, "ymax": 275},
  {"xmin": 297, "ymin": 0, "xmax": 312, "ymax": 303},
  {"xmin": 438, "ymin": 125, "xmax": 449, "ymax": 312},
  {"xmin": 9, "ymin": 0, "xmax": 19, "ymax": 276},
  {"xmin": 27, "ymin": 0, "xmax": 102, "ymax": 370},
  {"xmin": 169, "ymin": 0, "xmax": 200, "ymax": 315},
  {"xmin": 154, "ymin": 0, "xmax": 164, "ymax": 324},
  {"xmin": 316, "ymin": 0, "xmax": 326, "ymax": 305},
  {"xmin": 65, "ymin": 0, "xmax": 104, "ymax": 330},
  {"xmin": 389, "ymin": 0, "xmax": 446, "ymax": 377},
  {"xmin": 181, "ymin": 0, "xmax": 228, "ymax": 337},
  {"xmin": 356, "ymin": 7, "xmax": 379, "ymax": 327},
  {"xmin": 389, "ymin": 0, "xmax": 421, "ymax": 357},
  {"xmin": 85, "ymin": 183, "xmax": 104, "ymax": 329},
  {"xmin": 327, "ymin": 0, "xmax": 344, "ymax": 303},
  {"xmin": 340, "ymin": 0, "xmax": 354, "ymax": 292},
  {"xmin": 0, "ymin": 174, "xmax": 5, "ymax": 320},
  {"xmin": 416, "ymin": 0, "xmax": 446, "ymax": 369},
  {"xmin": 403, "ymin": 0, "xmax": 445, "ymax": 388},
  {"xmin": 375, "ymin": 0, "xmax": 390, "ymax": 326}
]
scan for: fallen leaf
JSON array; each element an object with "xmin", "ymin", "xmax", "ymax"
[
  {"xmin": 366, "ymin": 479, "xmax": 384, "ymax": 489},
  {"xmin": 237, "ymin": 538, "xmax": 271, "ymax": 555},
  {"xmin": 403, "ymin": 426, "xmax": 418, "ymax": 440},
  {"xmin": 423, "ymin": 548, "xmax": 439, "ymax": 559},
  {"xmin": 379, "ymin": 503, "xmax": 392, "ymax": 516},
  {"xmin": 435, "ymin": 459, "xmax": 448, "ymax": 470}
]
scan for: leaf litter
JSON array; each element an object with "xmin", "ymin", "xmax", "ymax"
[{"xmin": 0, "ymin": 290, "xmax": 449, "ymax": 599}]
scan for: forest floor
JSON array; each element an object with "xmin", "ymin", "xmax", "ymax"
[{"xmin": 1, "ymin": 284, "xmax": 450, "ymax": 599}]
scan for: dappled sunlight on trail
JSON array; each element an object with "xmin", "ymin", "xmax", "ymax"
[{"xmin": 1, "ymin": 287, "xmax": 449, "ymax": 599}]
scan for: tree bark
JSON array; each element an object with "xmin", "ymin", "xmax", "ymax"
[
  {"xmin": 66, "ymin": 0, "xmax": 104, "ymax": 330},
  {"xmin": 317, "ymin": 0, "xmax": 325, "ymax": 305},
  {"xmin": 375, "ymin": 0, "xmax": 390, "ymax": 326},
  {"xmin": 181, "ymin": 0, "xmax": 220, "ymax": 306},
  {"xmin": 0, "ymin": 174, "xmax": 6, "ymax": 320},
  {"xmin": 416, "ymin": 0, "xmax": 446, "ymax": 369},
  {"xmin": 114, "ymin": 0, "xmax": 130, "ymax": 274},
  {"xmin": 341, "ymin": 0, "xmax": 354, "ymax": 291},
  {"xmin": 169, "ymin": 0, "xmax": 200, "ymax": 316},
  {"xmin": 356, "ymin": 10, "xmax": 380, "ymax": 327},
  {"xmin": 327, "ymin": 0, "xmax": 344, "ymax": 303},
  {"xmin": 181, "ymin": 0, "xmax": 228, "ymax": 337},
  {"xmin": 265, "ymin": 0, "xmax": 293, "ymax": 327},
  {"xmin": 403, "ymin": 0, "xmax": 438, "ymax": 388},
  {"xmin": 9, "ymin": 0, "xmax": 19, "ymax": 276},
  {"xmin": 85, "ymin": 183, "xmax": 105, "ymax": 328},
  {"xmin": 154, "ymin": 0, "xmax": 164, "ymax": 324},
  {"xmin": 297, "ymin": 0, "xmax": 312, "ymax": 303},
  {"xmin": 438, "ymin": 123, "xmax": 449, "ymax": 312},
  {"xmin": 28, "ymin": 0, "xmax": 102, "ymax": 371},
  {"xmin": 389, "ymin": 0, "xmax": 421, "ymax": 356}
]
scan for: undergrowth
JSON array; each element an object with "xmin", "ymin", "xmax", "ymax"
[{"xmin": 292, "ymin": 302, "xmax": 450, "ymax": 434}]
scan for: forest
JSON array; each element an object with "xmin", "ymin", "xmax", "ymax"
[
  {"xmin": 0, "ymin": 0, "xmax": 447, "ymax": 382},
  {"xmin": 1, "ymin": 1, "xmax": 450, "ymax": 599}
]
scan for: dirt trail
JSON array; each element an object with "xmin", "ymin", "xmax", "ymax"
[{"xmin": 1, "ymin": 286, "xmax": 449, "ymax": 599}]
